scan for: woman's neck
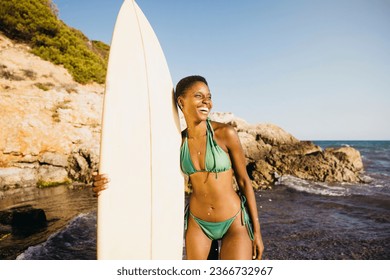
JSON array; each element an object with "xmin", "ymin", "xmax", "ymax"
[{"xmin": 185, "ymin": 118, "xmax": 207, "ymax": 138}]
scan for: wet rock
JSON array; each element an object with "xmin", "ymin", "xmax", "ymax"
[
  {"xmin": 12, "ymin": 207, "xmax": 47, "ymax": 228},
  {"xmin": 0, "ymin": 206, "xmax": 47, "ymax": 236}
]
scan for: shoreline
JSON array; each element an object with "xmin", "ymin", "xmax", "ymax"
[{"xmin": 1, "ymin": 140, "xmax": 389, "ymax": 260}]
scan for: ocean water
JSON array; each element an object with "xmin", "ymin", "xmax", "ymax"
[
  {"xmin": 0, "ymin": 184, "xmax": 97, "ymax": 260},
  {"xmin": 259, "ymin": 141, "xmax": 390, "ymax": 259},
  {"xmin": 1, "ymin": 141, "xmax": 389, "ymax": 260}
]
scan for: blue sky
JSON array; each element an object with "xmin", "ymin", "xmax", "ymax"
[{"xmin": 53, "ymin": 0, "xmax": 390, "ymax": 140}]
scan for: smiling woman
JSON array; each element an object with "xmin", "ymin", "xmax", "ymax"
[
  {"xmin": 93, "ymin": 74, "xmax": 265, "ymax": 260},
  {"xmin": 175, "ymin": 75, "xmax": 264, "ymax": 260}
]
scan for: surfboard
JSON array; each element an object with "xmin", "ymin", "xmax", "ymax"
[{"xmin": 97, "ymin": 0, "xmax": 184, "ymax": 260}]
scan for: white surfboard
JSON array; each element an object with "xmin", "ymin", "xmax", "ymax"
[{"xmin": 97, "ymin": 0, "xmax": 184, "ymax": 259}]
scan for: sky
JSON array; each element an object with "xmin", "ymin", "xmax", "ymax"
[{"xmin": 52, "ymin": 0, "xmax": 390, "ymax": 140}]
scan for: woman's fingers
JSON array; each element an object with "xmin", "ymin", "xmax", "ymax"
[
  {"xmin": 92, "ymin": 173, "xmax": 109, "ymax": 186},
  {"xmin": 252, "ymin": 242, "xmax": 257, "ymax": 259},
  {"xmin": 253, "ymin": 239, "xmax": 264, "ymax": 260},
  {"xmin": 91, "ymin": 172, "xmax": 110, "ymax": 196}
]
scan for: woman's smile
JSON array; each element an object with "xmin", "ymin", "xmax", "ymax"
[{"xmin": 198, "ymin": 106, "xmax": 209, "ymax": 114}]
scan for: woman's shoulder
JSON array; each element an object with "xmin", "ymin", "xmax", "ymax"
[{"xmin": 209, "ymin": 120, "xmax": 237, "ymax": 139}]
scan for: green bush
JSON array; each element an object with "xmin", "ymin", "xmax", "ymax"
[{"xmin": 0, "ymin": 0, "xmax": 108, "ymax": 84}]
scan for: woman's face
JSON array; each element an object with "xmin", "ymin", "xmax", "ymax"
[{"xmin": 178, "ymin": 81, "xmax": 213, "ymax": 121}]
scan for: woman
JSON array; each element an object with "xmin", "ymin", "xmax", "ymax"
[{"xmin": 94, "ymin": 75, "xmax": 264, "ymax": 260}]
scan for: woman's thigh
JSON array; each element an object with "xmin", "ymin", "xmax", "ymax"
[
  {"xmin": 185, "ymin": 216, "xmax": 212, "ymax": 260},
  {"xmin": 220, "ymin": 214, "xmax": 252, "ymax": 260}
]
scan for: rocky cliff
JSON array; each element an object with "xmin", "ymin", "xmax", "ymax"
[
  {"xmin": 0, "ymin": 33, "xmax": 102, "ymax": 198},
  {"xmin": 0, "ymin": 33, "xmax": 366, "ymax": 199}
]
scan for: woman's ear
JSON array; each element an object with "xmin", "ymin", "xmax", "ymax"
[{"xmin": 177, "ymin": 97, "xmax": 183, "ymax": 109}]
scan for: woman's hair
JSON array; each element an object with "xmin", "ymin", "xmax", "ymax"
[{"xmin": 174, "ymin": 75, "xmax": 208, "ymax": 105}]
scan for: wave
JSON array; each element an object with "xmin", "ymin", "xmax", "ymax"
[
  {"xmin": 276, "ymin": 175, "xmax": 352, "ymax": 196},
  {"xmin": 16, "ymin": 212, "xmax": 96, "ymax": 260},
  {"xmin": 276, "ymin": 175, "xmax": 390, "ymax": 198}
]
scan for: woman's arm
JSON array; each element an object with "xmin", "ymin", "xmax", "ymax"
[{"xmin": 222, "ymin": 125, "xmax": 264, "ymax": 260}]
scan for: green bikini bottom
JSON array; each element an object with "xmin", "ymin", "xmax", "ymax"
[{"xmin": 185, "ymin": 195, "xmax": 254, "ymax": 241}]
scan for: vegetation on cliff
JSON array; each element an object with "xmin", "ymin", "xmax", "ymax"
[{"xmin": 0, "ymin": 0, "xmax": 109, "ymax": 84}]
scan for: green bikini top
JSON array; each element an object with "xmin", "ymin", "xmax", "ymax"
[{"xmin": 180, "ymin": 118, "xmax": 232, "ymax": 176}]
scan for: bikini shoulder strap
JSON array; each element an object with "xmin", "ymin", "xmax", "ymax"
[{"xmin": 206, "ymin": 118, "xmax": 215, "ymax": 137}]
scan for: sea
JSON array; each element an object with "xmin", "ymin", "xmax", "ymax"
[{"xmin": 0, "ymin": 141, "xmax": 389, "ymax": 260}]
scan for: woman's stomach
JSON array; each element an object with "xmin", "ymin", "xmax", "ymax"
[{"xmin": 188, "ymin": 170, "xmax": 241, "ymax": 221}]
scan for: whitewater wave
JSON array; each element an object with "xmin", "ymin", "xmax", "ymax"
[
  {"xmin": 276, "ymin": 175, "xmax": 353, "ymax": 197},
  {"xmin": 276, "ymin": 175, "xmax": 390, "ymax": 198}
]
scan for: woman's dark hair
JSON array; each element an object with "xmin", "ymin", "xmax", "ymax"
[{"xmin": 174, "ymin": 75, "xmax": 208, "ymax": 105}]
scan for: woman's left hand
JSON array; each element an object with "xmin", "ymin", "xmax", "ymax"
[{"xmin": 252, "ymin": 234, "xmax": 264, "ymax": 260}]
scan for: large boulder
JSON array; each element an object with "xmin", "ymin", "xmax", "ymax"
[
  {"xmin": 326, "ymin": 146, "xmax": 363, "ymax": 172},
  {"xmin": 0, "ymin": 206, "xmax": 47, "ymax": 236}
]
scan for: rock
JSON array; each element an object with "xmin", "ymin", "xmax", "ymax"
[
  {"xmin": 247, "ymin": 160, "xmax": 276, "ymax": 187},
  {"xmin": 39, "ymin": 152, "xmax": 68, "ymax": 167},
  {"xmin": 287, "ymin": 152, "xmax": 336, "ymax": 182},
  {"xmin": 37, "ymin": 165, "xmax": 70, "ymax": 185},
  {"xmin": 19, "ymin": 154, "xmax": 39, "ymax": 163},
  {"xmin": 0, "ymin": 206, "xmax": 47, "ymax": 236},
  {"xmin": 278, "ymin": 141, "xmax": 323, "ymax": 156},
  {"xmin": 238, "ymin": 132, "xmax": 270, "ymax": 161},
  {"xmin": 0, "ymin": 34, "xmax": 103, "ymax": 195},
  {"xmin": 12, "ymin": 162, "xmax": 38, "ymax": 169},
  {"xmin": 12, "ymin": 207, "xmax": 47, "ymax": 227},
  {"xmin": 326, "ymin": 147, "xmax": 363, "ymax": 172},
  {"xmin": 264, "ymin": 144, "xmax": 363, "ymax": 184},
  {"xmin": 0, "ymin": 168, "xmax": 37, "ymax": 190},
  {"xmin": 255, "ymin": 123, "xmax": 299, "ymax": 146},
  {"xmin": 211, "ymin": 112, "xmax": 249, "ymax": 129},
  {"xmin": 68, "ymin": 148, "xmax": 99, "ymax": 183},
  {"xmin": 3, "ymin": 137, "xmax": 21, "ymax": 155}
]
